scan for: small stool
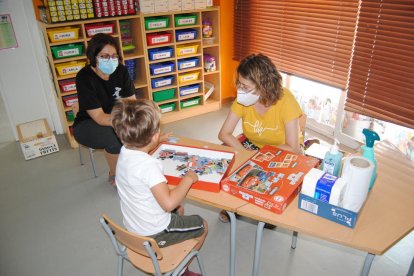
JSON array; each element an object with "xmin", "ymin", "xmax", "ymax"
[{"xmin": 78, "ymin": 144, "xmax": 98, "ymax": 178}]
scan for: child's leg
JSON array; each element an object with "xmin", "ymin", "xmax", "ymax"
[{"xmin": 193, "ymin": 219, "xmax": 208, "ymax": 251}]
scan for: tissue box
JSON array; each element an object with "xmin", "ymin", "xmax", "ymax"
[
  {"xmin": 17, "ymin": 119, "xmax": 59, "ymax": 160},
  {"xmin": 298, "ymin": 193, "xmax": 359, "ymax": 228},
  {"xmin": 221, "ymin": 145, "xmax": 320, "ymax": 214}
]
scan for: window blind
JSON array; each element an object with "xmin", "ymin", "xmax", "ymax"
[
  {"xmin": 344, "ymin": 0, "xmax": 414, "ymax": 129},
  {"xmin": 233, "ymin": 0, "xmax": 358, "ymax": 89}
]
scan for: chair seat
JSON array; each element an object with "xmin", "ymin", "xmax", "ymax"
[{"xmin": 127, "ymin": 238, "xmax": 199, "ymax": 274}]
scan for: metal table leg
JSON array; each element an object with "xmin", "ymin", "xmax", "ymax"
[
  {"xmin": 252, "ymin": 221, "xmax": 265, "ymax": 276},
  {"xmin": 361, "ymin": 253, "xmax": 375, "ymax": 276},
  {"xmin": 226, "ymin": 211, "xmax": 237, "ymax": 276},
  {"xmin": 291, "ymin": 231, "xmax": 298, "ymax": 249}
]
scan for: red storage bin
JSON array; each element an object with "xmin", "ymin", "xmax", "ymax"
[
  {"xmin": 62, "ymin": 95, "xmax": 78, "ymax": 107},
  {"xmin": 59, "ymin": 79, "xmax": 77, "ymax": 93},
  {"xmin": 146, "ymin": 32, "xmax": 172, "ymax": 46}
]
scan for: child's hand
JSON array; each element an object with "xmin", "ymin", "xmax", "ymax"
[
  {"xmin": 184, "ymin": 169, "xmax": 198, "ymax": 184},
  {"xmin": 159, "ymin": 132, "xmax": 173, "ymax": 143}
]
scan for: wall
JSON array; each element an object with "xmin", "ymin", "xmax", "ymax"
[{"xmin": 0, "ymin": 0, "xmax": 62, "ymax": 141}]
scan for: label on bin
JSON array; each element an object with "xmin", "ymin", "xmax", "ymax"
[
  {"xmin": 178, "ymin": 33, "xmax": 195, "ymax": 41},
  {"xmin": 179, "ymin": 61, "xmax": 196, "ymax": 69},
  {"xmin": 151, "ymin": 36, "xmax": 169, "ymax": 44},
  {"xmin": 154, "ymin": 66, "xmax": 172, "ymax": 75},
  {"xmin": 180, "ymin": 87, "xmax": 198, "ymax": 95},
  {"xmin": 58, "ymin": 48, "xmax": 80, "ymax": 57},
  {"xmin": 178, "ymin": 18, "xmax": 195, "ymax": 25},
  {"xmin": 61, "ymin": 83, "xmax": 76, "ymax": 92},
  {"xmin": 179, "ymin": 47, "xmax": 196, "ymax": 55},
  {"xmin": 153, "ymin": 52, "xmax": 171, "ymax": 60},
  {"xmin": 161, "ymin": 106, "xmax": 173, "ymax": 113},
  {"xmin": 183, "ymin": 99, "xmax": 198, "ymax": 107},
  {"xmin": 180, "ymin": 74, "xmax": 197, "ymax": 82},
  {"xmin": 155, "ymin": 79, "xmax": 172, "ymax": 87},
  {"xmin": 53, "ymin": 31, "xmax": 76, "ymax": 41},
  {"xmin": 87, "ymin": 26, "xmax": 113, "ymax": 36},
  {"xmin": 148, "ymin": 21, "xmax": 167, "ymax": 29},
  {"xmin": 61, "ymin": 65, "xmax": 82, "ymax": 75}
]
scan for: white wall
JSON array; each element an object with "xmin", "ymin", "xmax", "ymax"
[{"xmin": 0, "ymin": 0, "xmax": 62, "ymax": 141}]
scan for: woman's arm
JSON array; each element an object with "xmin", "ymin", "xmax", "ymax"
[
  {"xmin": 87, "ymin": 108, "xmax": 113, "ymax": 126},
  {"xmin": 276, "ymin": 118, "xmax": 301, "ymax": 153},
  {"xmin": 218, "ymin": 110, "xmax": 246, "ymax": 150}
]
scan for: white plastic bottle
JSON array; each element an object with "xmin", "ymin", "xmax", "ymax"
[{"xmin": 322, "ymin": 139, "xmax": 343, "ymax": 177}]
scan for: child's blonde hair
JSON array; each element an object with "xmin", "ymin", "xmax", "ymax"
[{"xmin": 112, "ymin": 99, "xmax": 161, "ymax": 148}]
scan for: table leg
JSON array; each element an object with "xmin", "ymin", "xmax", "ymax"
[
  {"xmin": 252, "ymin": 221, "xmax": 265, "ymax": 276},
  {"xmin": 407, "ymin": 255, "xmax": 414, "ymax": 276},
  {"xmin": 226, "ymin": 211, "xmax": 237, "ymax": 276},
  {"xmin": 361, "ymin": 253, "xmax": 375, "ymax": 276},
  {"xmin": 291, "ymin": 231, "xmax": 298, "ymax": 249}
]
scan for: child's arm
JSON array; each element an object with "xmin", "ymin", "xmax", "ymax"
[{"xmin": 151, "ymin": 170, "xmax": 198, "ymax": 212}]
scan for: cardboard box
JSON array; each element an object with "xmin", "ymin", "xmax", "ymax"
[
  {"xmin": 298, "ymin": 193, "xmax": 359, "ymax": 228},
  {"xmin": 17, "ymin": 119, "xmax": 60, "ymax": 160},
  {"xmin": 154, "ymin": 0, "xmax": 168, "ymax": 12},
  {"xmin": 181, "ymin": 0, "xmax": 194, "ymax": 10},
  {"xmin": 138, "ymin": 0, "xmax": 155, "ymax": 13},
  {"xmin": 168, "ymin": 0, "xmax": 182, "ymax": 11},
  {"xmin": 221, "ymin": 145, "xmax": 320, "ymax": 214},
  {"xmin": 151, "ymin": 143, "xmax": 235, "ymax": 192}
]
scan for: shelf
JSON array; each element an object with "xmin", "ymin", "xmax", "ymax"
[
  {"xmin": 53, "ymin": 55, "xmax": 87, "ymax": 64},
  {"xmin": 49, "ymin": 39, "xmax": 84, "ymax": 46}
]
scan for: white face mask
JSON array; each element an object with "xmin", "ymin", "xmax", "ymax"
[{"xmin": 237, "ymin": 88, "xmax": 260, "ymax": 106}]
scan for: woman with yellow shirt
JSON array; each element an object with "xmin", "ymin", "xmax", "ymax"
[{"xmin": 218, "ymin": 53, "xmax": 303, "ymax": 223}]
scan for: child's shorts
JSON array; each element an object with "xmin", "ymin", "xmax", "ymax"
[{"xmin": 149, "ymin": 213, "xmax": 205, "ymax": 248}]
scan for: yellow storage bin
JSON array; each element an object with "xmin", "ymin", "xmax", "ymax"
[
  {"xmin": 178, "ymin": 72, "xmax": 200, "ymax": 84},
  {"xmin": 176, "ymin": 44, "xmax": 199, "ymax": 57},
  {"xmin": 47, "ymin": 27, "xmax": 79, "ymax": 43},
  {"xmin": 55, "ymin": 61, "xmax": 86, "ymax": 76}
]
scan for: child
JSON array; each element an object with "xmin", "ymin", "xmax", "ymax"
[{"xmin": 112, "ymin": 99, "xmax": 208, "ymax": 276}]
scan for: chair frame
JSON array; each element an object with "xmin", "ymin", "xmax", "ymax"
[{"xmin": 100, "ymin": 215, "xmax": 206, "ymax": 276}]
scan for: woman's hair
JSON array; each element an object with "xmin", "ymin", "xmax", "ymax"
[
  {"xmin": 236, "ymin": 53, "xmax": 283, "ymax": 106},
  {"xmin": 112, "ymin": 99, "xmax": 161, "ymax": 148},
  {"xmin": 86, "ymin": 33, "xmax": 122, "ymax": 67}
]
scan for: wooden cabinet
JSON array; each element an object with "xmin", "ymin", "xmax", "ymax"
[{"xmin": 39, "ymin": 7, "xmax": 221, "ymax": 148}]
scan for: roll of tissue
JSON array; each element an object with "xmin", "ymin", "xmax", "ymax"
[
  {"xmin": 341, "ymin": 156, "xmax": 374, "ymax": 212},
  {"xmin": 302, "ymin": 168, "xmax": 347, "ymax": 207}
]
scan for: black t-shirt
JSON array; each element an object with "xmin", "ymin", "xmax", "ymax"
[{"xmin": 74, "ymin": 64, "xmax": 134, "ymax": 125}]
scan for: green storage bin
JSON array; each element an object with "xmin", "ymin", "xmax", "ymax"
[
  {"xmin": 160, "ymin": 102, "xmax": 176, "ymax": 113},
  {"xmin": 180, "ymin": 96, "xmax": 200, "ymax": 109},
  {"xmin": 153, "ymin": 88, "xmax": 175, "ymax": 102},
  {"xmin": 51, "ymin": 43, "xmax": 83, "ymax": 59},
  {"xmin": 145, "ymin": 17, "xmax": 170, "ymax": 30},
  {"xmin": 175, "ymin": 14, "xmax": 197, "ymax": 27}
]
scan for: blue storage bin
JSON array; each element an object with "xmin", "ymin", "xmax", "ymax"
[
  {"xmin": 148, "ymin": 47, "xmax": 173, "ymax": 61},
  {"xmin": 150, "ymin": 62, "xmax": 175, "ymax": 75},
  {"xmin": 177, "ymin": 57, "xmax": 199, "ymax": 70},
  {"xmin": 151, "ymin": 76, "xmax": 174, "ymax": 89},
  {"xmin": 180, "ymin": 84, "xmax": 200, "ymax": 96},
  {"xmin": 124, "ymin": 59, "xmax": 136, "ymax": 80},
  {"xmin": 175, "ymin": 29, "xmax": 198, "ymax": 42}
]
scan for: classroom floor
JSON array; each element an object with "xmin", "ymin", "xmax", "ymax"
[{"xmin": 1, "ymin": 104, "xmax": 413, "ymax": 276}]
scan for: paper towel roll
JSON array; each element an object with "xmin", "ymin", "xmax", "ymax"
[{"xmin": 341, "ymin": 156, "xmax": 374, "ymax": 212}]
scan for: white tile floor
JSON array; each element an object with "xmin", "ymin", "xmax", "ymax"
[{"xmin": 0, "ymin": 104, "xmax": 413, "ymax": 276}]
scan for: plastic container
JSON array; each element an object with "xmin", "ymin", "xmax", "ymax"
[
  {"xmin": 122, "ymin": 44, "xmax": 135, "ymax": 53},
  {"xmin": 85, "ymin": 23, "xmax": 115, "ymax": 37},
  {"xmin": 62, "ymin": 95, "xmax": 78, "ymax": 107},
  {"xmin": 148, "ymin": 47, "xmax": 173, "ymax": 61},
  {"xmin": 153, "ymin": 88, "xmax": 175, "ymax": 102},
  {"xmin": 202, "ymin": 18, "xmax": 213, "ymax": 38},
  {"xmin": 180, "ymin": 97, "xmax": 201, "ymax": 109},
  {"xmin": 361, "ymin": 128, "xmax": 380, "ymax": 190},
  {"xmin": 322, "ymin": 139, "xmax": 343, "ymax": 177},
  {"xmin": 47, "ymin": 27, "xmax": 79, "ymax": 43},
  {"xmin": 176, "ymin": 44, "xmax": 199, "ymax": 57},
  {"xmin": 121, "ymin": 37, "xmax": 134, "ymax": 47},
  {"xmin": 203, "ymin": 54, "xmax": 216, "ymax": 72},
  {"xmin": 151, "ymin": 76, "xmax": 174, "ymax": 89},
  {"xmin": 175, "ymin": 14, "xmax": 197, "ymax": 27},
  {"xmin": 177, "ymin": 57, "xmax": 199, "ymax": 70},
  {"xmin": 146, "ymin": 32, "xmax": 172, "ymax": 46},
  {"xmin": 55, "ymin": 61, "xmax": 86, "ymax": 76},
  {"xmin": 124, "ymin": 59, "xmax": 136, "ymax": 80},
  {"xmin": 175, "ymin": 29, "xmax": 198, "ymax": 42},
  {"xmin": 51, "ymin": 43, "xmax": 83, "ymax": 59},
  {"xmin": 59, "ymin": 79, "xmax": 77, "ymax": 93},
  {"xmin": 180, "ymin": 84, "xmax": 200, "ymax": 96},
  {"xmin": 145, "ymin": 17, "xmax": 170, "ymax": 30},
  {"xmin": 178, "ymin": 72, "xmax": 199, "ymax": 84},
  {"xmin": 66, "ymin": 110, "xmax": 75, "ymax": 122},
  {"xmin": 159, "ymin": 102, "xmax": 176, "ymax": 113},
  {"xmin": 149, "ymin": 62, "xmax": 175, "ymax": 75}
]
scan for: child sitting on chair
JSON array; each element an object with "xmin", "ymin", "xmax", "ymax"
[{"xmin": 111, "ymin": 99, "xmax": 208, "ymax": 276}]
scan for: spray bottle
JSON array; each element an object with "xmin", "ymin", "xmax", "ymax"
[
  {"xmin": 322, "ymin": 139, "xmax": 343, "ymax": 176},
  {"xmin": 362, "ymin": 128, "xmax": 380, "ymax": 190}
]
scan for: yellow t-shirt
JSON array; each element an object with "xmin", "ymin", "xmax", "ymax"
[{"xmin": 231, "ymin": 88, "xmax": 303, "ymax": 149}]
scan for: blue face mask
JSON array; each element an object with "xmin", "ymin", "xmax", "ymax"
[{"xmin": 97, "ymin": 57, "xmax": 119, "ymax": 75}]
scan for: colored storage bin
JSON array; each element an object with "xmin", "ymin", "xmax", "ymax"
[
  {"xmin": 149, "ymin": 62, "xmax": 175, "ymax": 75},
  {"xmin": 55, "ymin": 61, "xmax": 86, "ymax": 76},
  {"xmin": 122, "ymin": 44, "xmax": 135, "ymax": 53},
  {"xmin": 176, "ymin": 44, "xmax": 199, "ymax": 57},
  {"xmin": 177, "ymin": 57, "xmax": 199, "ymax": 70},
  {"xmin": 146, "ymin": 32, "xmax": 172, "ymax": 46},
  {"xmin": 159, "ymin": 102, "xmax": 176, "ymax": 113},
  {"xmin": 175, "ymin": 29, "xmax": 198, "ymax": 42},
  {"xmin": 85, "ymin": 23, "xmax": 115, "ymax": 37},
  {"xmin": 51, "ymin": 43, "xmax": 83, "ymax": 59},
  {"xmin": 153, "ymin": 88, "xmax": 175, "ymax": 102},
  {"xmin": 180, "ymin": 97, "xmax": 201, "ymax": 109},
  {"xmin": 148, "ymin": 47, "xmax": 173, "ymax": 61},
  {"xmin": 124, "ymin": 59, "xmax": 136, "ymax": 80},
  {"xmin": 59, "ymin": 79, "xmax": 77, "ymax": 93},
  {"xmin": 47, "ymin": 27, "xmax": 79, "ymax": 43},
  {"xmin": 151, "ymin": 76, "xmax": 174, "ymax": 89},
  {"xmin": 62, "ymin": 95, "xmax": 78, "ymax": 107},
  {"xmin": 175, "ymin": 14, "xmax": 197, "ymax": 27},
  {"xmin": 66, "ymin": 110, "xmax": 75, "ymax": 122},
  {"xmin": 180, "ymin": 84, "xmax": 200, "ymax": 96},
  {"xmin": 145, "ymin": 17, "xmax": 170, "ymax": 30},
  {"xmin": 178, "ymin": 72, "xmax": 200, "ymax": 84}
]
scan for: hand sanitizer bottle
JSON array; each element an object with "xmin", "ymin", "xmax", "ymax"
[
  {"xmin": 361, "ymin": 128, "xmax": 380, "ymax": 190},
  {"xmin": 322, "ymin": 139, "xmax": 343, "ymax": 176}
]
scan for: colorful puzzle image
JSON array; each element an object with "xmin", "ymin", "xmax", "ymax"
[{"xmin": 151, "ymin": 143, "xmax": 235, "ymax": 192}]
